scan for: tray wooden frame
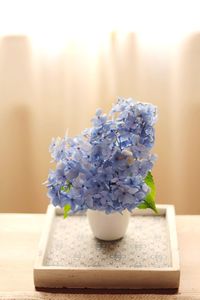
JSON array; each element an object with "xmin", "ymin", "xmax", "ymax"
[{"xmin": 34, "ymin": 204, "xmax": 180, "ymax": 289}]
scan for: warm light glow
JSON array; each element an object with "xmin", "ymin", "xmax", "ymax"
[{"xmin": 0, "ymin": 0, "xmax": 200, "ymax": 54}]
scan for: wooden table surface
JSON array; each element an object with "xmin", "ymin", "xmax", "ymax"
[{"xmin": 0, "ymin": 214, "xmax": 200, "ymax": 300}]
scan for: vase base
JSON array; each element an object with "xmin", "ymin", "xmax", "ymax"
[{"xmin": 95, "ymin": 235, "xmax": 124, "ymax": 242}]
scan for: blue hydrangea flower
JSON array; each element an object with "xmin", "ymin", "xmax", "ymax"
[{"xmin": 46, "ymin": 98, "xmax": 157, "ymax": 214}]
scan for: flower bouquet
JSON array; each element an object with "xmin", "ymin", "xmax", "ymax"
[{"xmin": 46, "ymin": 98, "xmax": 158, "ymax": 240}]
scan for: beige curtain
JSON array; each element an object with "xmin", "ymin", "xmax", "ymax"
[{"xmin": 0, "ymin": 32, "xmax": 200, "ymax": 214}]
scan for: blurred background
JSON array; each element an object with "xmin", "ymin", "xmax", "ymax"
[{"xmin": 0, "ymin": 0, "xmax": 200, "ymax": 214}]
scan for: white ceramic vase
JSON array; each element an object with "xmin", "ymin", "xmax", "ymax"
[{"xmin": 87, "ymin": 209, "xmax": 130, "ymax": 241}]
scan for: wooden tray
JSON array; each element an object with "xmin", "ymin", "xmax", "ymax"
[{"xmin": 34, "ymin": 204, "xmax": 180, "ymax": 289}]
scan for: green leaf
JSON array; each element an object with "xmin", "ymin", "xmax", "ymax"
[
  {"xmin": 63, "ymin": 204, "xmax": 71, "ymax": 219},
  {"xmin": 60, "ymin": 180, "xmax": 72, "ymax": 193},
  {"xmin": 145, "ymin": 172, "xmax": 156, "ymax": 199},
  {"xmin": 138, "ymin": 171, "xmax": 158, "ymax": 214},
  {"xmin": 138, "ymin": 202, "xmax": 148, "ymax": 209},
  {"xmin": 60, "ymin": 186, "xmax": 70, "ymax": 193}
]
